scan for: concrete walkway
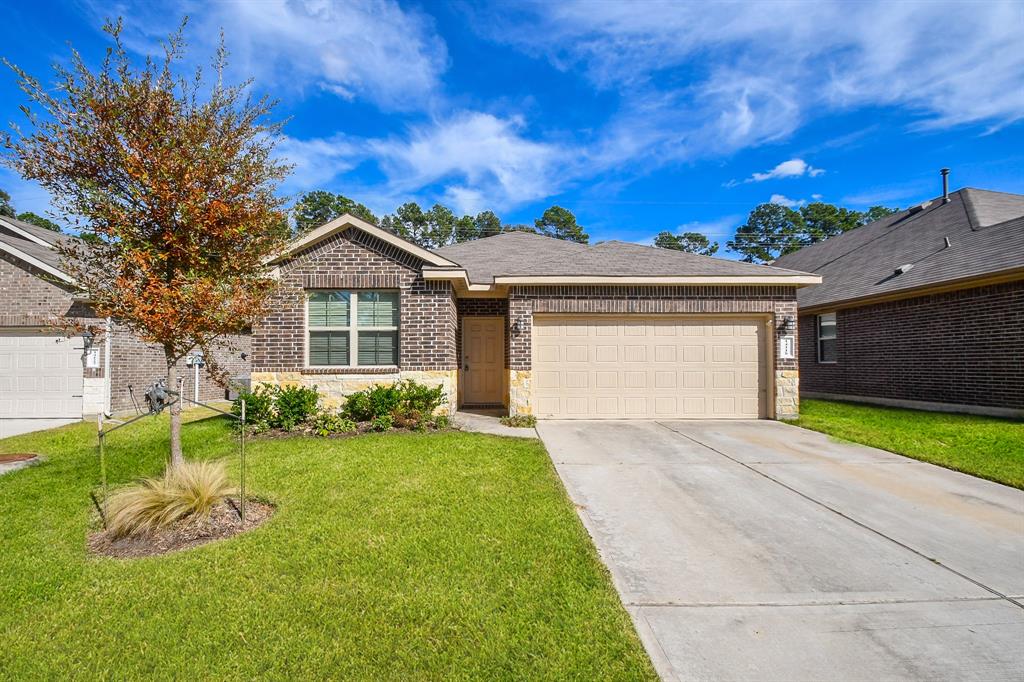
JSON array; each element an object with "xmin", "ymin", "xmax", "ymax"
[
  {"xmin": 536, "ymin": 419, "xmax": 1024, "ymax": 681},
  {"xmin": 454, "ymin": 410, "xmax": 538, "ymax": 439}
]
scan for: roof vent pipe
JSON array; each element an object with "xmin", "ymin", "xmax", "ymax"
[
  {"xmin": 941, "ymin": 168, "xmax": 950, "ymax": 203},
  {"xmin": 944, "ymin": 236, "xmax": 951, "ymax": 248}
]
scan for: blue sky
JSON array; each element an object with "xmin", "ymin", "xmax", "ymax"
[{"xmin": 2, "ymin": 0, "xmax": 1022, "ymax": 257}]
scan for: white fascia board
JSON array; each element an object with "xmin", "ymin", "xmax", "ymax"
[{"xmin": 492, "ymin": 275, "xmax": 823, "ymax": 286}]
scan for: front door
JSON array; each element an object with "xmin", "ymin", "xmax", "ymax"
[{"xmin": 462, "ymin": 317, "xmax": 504, "ymax": 405}]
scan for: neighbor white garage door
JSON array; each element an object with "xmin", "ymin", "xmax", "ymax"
[
  {"xmin": 532, "ymin": 316, "xmax": 766, "ymax": 419},
  {"xmin": 0, "ymin": 331, "xmax": 84, "ymax": 437}
]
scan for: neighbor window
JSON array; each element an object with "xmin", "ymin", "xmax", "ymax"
[
  {"xmin": 817, "ymin": 313, "xmax": 837, "ymax": 363},
  {"xmin": 307, "ymin": 291, "xmax": 399, "ymax": 367}
]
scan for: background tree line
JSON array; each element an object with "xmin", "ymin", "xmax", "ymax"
[
  {"xmin": 292, "ymin": 190, "xmax": 588, "ymax": 248},
  {"xmin": 293, "ymin": 189, "xmax": 898, "ymax": 263},
  {"xmin": 0, "ymin": 188, "xmax": 63, "ymax": 232},
  {"xmin": 4, "ymin": 181, "xmax": 899, "ymax": 265}
]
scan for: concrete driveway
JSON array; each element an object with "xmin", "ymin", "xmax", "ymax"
[{"xmin": 536, "ymin": 420, "xmax": 1024, "ymax": 681}]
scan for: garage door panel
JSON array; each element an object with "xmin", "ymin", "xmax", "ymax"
[
  {"xmin": 0, "ymin": 332, "xmax": 84, "ymax": 421},
  {"xmin": 565, "ymin": 345, "xmax": 588, "ymax": 362},
  {"xmin": 532, "ymin": 316, "xmax": 764, "ymax": 419}
]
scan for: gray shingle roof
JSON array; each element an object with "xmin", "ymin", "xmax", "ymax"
[
  {"xmin": 433, "ymin": 230, "xmax": 812, "ymax": 284},
  {"xmin": 772, "ymin": 188, "xmax": 1024, "ymax": 309},
  {"xmin": 0, "ymin": 217, "xmax": 81, "ymax": 275}
]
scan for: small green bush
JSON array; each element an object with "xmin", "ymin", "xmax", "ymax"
[
  {"xmin": 432, "ymin": 414, "xmax": 451, "ymax": 430},
  {"xmin": 500, "ymin": 414, "xmax": 537, "ymax": 428},
  {"xmin": 369, "ymin": 414, "xmax": 394, "ymax": 432},
  {"xmin": 343, "ymin": 380, "xmax": 447, "ymax": 423},
  {"xmin": 274, "ymin": 385, "xmax": 320, "ymax": 431},
  {"xmin": 310, "ymin": 411, "xmax": 358, "ymax": 437},
  {"xmin": 232, "ymin": 385, "xmax": 277, "ymax": 432},
  {"xmin": 397, "ymin": 380, "xmax": 446, "ymax": 415}
]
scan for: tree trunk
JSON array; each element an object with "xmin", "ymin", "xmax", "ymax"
[{"xmin": 167, "ymin": 352, "xmax": 183, "ymax": 468}]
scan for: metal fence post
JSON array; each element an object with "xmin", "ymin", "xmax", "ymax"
[
  {"xmin": 97, "ymin": 413, "xmax": 108, "ymax": 528},
  {"xmin": 240, "ymin": 399, "xmax": 247, "ymax": 524}
]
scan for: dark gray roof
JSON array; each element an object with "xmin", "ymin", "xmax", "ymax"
[
  {"xmin": 0, "ymin": 217, "xmax": 76, "ymax": 273},
  {"xmin": 0, "ymin": 215, "xmax": 64, "ymax": 246},
  {"xmin": 433, "ymin": 230, "xmax": 812, "ymax": 284},
  {"xmin": 772, "ymin": 188, "xmax": 1024, "ymax": 309}
]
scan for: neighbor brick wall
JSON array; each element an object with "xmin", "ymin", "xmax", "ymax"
[
  {"xmin": 798, "ymin": 280, "xmax": 1024, "ymax": 410},
  {"xmin": 253, "ymin": 228, "xmax": 457, "ymax": 373},
  {"xmin": 2, "ymin": 250, "xmax": 251, "ymax": 412},
  {"xmin": 1, "ymin": 252, "xmax": 105, "ymax": 380},
  {"xmin": 108, "ymin": 327, "xmax": 250, "ymax": 413},
  {"xmin": 507, "ymin": 285, "xmax": 799, "ymax": 372}
]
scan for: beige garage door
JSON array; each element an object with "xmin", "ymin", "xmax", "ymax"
[{"xmin": 532, "ymin": 316, "xmax": 766, "ymax": 419}]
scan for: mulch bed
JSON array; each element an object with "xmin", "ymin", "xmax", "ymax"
[
  {"xmin": 88, "ymin": 497, "xmax": 275, "ymax": 559},
  {"xmin": 0, "ymin": 453, "xmax": 38, "ymax": 464}
]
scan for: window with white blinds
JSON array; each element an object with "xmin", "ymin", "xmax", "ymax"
[{"xmin": 307, "ymin": 291, "xmax": 399, "ymax": 367}]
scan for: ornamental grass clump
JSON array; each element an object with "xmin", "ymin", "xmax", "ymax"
[{"xmin": 105, "ymin": 460, "xmax": 234, "ymax": 538}]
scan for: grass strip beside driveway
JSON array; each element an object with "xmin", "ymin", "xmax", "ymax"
[
  {"xmin": 0, "ymin": 415, "xmax": 655, "ymax": 680},
  {"xmin": 788, "ymin": 399, "xmax": 1024, "ymax": 489}
]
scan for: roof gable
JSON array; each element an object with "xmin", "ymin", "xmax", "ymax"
[{"xmin": 270, "ymin": 213, "xmax": 457, "ymax": 267}]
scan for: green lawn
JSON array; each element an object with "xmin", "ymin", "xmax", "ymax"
[
  {"xmin": 0, "ymin": 414, "xmax": 655, "ymax": 680},
  {"xmin": 788, "ymin": 399, "xmax": 1024, "ymax": 488}
]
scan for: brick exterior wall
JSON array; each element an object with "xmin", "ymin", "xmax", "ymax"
[
  {"xmin": 253, "ymin": 228, "xmax": 458, "ymax": 372},
  {"xmin": 798, "ymin": 280, "xmax": 1024, "ymax": 410},
  {"xmin": 108, "ymin": 327, "xmax": 250, "ymax": 413},
  {"xmin": 2, "ymin": 249, "xmax": 251, "ymax": 414}
]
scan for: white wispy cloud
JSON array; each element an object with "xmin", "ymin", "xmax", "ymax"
[
  {"xmin": 769, "ymin": 194, "xmax": 806, "ymax": 209},
  {"xmin": 106, "ymin": 0, "xmax": 448, "ymax": 111},
  {"xmin": 282, "ymin": 111, "xmax": 571, "ymax": 214},
  {"xmin": 482, "ymin": 0, "xmax": 1024, "ymax": 163},
  {"xmin": 727, "ymin": 158, "xmax": 824, "ymax": 186}
]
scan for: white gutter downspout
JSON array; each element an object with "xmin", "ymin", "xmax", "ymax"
[{"xmin": 103, "ymin": 317, "xmax": 112, "ymax": 416}]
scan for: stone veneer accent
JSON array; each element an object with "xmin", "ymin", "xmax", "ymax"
[
  {"xmin": 798, "ymin": 280, "xmax": 1023, "ymax": 412},
  {"xmin": 252, "ymin": 228, "xmax": 458, "ymax": 409},
  {"xmin": 506, "ymin": 285, "xmax": 800, "ymax": 419},
  {"xmin": 251, "ymin": 369, "xmax": 457, "ymax": 415}
]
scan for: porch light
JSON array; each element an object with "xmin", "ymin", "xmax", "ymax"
[{"xmin": 82, "ymin": 329, "xmax": 95, "ymax": 350}]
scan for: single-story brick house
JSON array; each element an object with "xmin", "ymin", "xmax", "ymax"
[
  {"xmin": 772, "ymin": 187, "xmax": 1024, "ymax": 418},
  {"xmin": 0, "ymin": 216, "xmax": 249, "ymax": 437},
  {"xmin": 253, "ymin": 215, "xmax": 820, "ymax": 420}
]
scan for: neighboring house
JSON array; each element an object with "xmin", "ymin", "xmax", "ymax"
[
  {"xmin": 0, "ymin": 216, "xmax": 250, "ymax": 437},
  {"xmin": 772, "ymin": 187, "xmax": 1024, "ymax": 418},
  {"xmin": 253, "ymin": 215, "xmax": 820, "ymax": 420}
]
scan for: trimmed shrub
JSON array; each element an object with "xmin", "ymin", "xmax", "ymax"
[
  {"xmin": 432, "ymin": 414, "xmax": 451, "ymax": 430},
  {"xmin": 396, "ymin": 380, "xmax": 446, "ymax": 415},
  {"xmin": 105, "ymin": 460, "xmax": 234, "ymax": 538},
  {"xmin": 232, "ymin": 385, "xmax": 276, "ymax": 432},
  {"xmin": 310, "ymin": 411, "xmax": 358, "ymax": 437},
  {"xmin": 274, "ymin": 385, "xmax": 320, "ymax": 431},
  {"xmin": 343, "ymin": 380, "xmax": 447, "ymax": 424}
]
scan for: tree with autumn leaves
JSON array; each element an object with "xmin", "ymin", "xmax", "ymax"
[{"xmin": 3, "ymin": 20, "xmax": 292, "ymax": 466}]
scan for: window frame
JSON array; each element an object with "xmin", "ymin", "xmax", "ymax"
[
  {"xmin": 305, "ymin": 290, "xmax": 400, "ymax": 369},
  {"xmin": 816, "ymin": 312, "xmax": 837, "ymax": 364}
]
